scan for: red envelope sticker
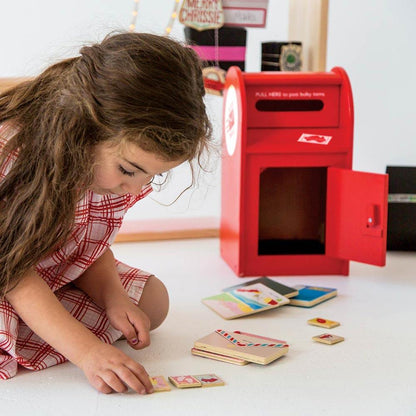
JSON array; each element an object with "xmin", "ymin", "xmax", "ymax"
[{"xmin": 298, "ymin": 133, "xmax": 332, "ymax": 145}]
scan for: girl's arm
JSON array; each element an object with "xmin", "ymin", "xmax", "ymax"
[
  {"xmin": 5, "ymin": 268, "xmax": 154, "ymax": 394},
  {"xmin": 73, "ymin": 248, "xmax": 151, "ymax": 349}
]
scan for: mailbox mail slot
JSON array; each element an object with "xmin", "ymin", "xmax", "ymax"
[
  {"xmin": 247, "ymin": 82, "xmax": 340, "ymax": 128},
  {"xmin": 220, "ymin": 67, "xmax": 388, "ymax": 277}
]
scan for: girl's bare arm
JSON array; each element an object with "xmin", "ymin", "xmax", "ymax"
[
  {"xmin": 5, "ymin": 269, "xmax": 153, "ymax": 394},
  {"xmin": 74, "ymin": 248, "xmax": 151, "ymax": 349}
]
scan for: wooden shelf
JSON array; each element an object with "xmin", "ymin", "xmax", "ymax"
[
  {"xmin": 115, "ymin": 216, "xmax": 220, "ymax": 243},
  {"xmin": 0, "ymin": 77, "xmax": 32, "ymax": 93}
]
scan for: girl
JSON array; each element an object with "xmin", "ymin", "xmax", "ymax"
[{"xmin": 0, "ymin": 32, "xmax": 211, "ymax": 394}]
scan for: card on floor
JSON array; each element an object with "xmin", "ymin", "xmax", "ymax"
[
  {"xmin": 150, "ymin": 375, "xmax": 171, "ymax": 392},
  {"xmin": 168, "ymin": 375, "xmax": 202, "ymax": 388},
  {"xmin": 313, "ymin": 333, "xmax": 345, "ymax": 345},
  {"xmin": 194, "ymin": 330, "xmax": 289, "ymax": 365},
  {"xmin": 308, "ymin": 317, "xmax": 340, "ymax": 329},
  {"xmin": 191, "ymin": 347, "xmax": 250, "ymax": 365},
  {"xmin": 224, "ymin": 277, "xmax": 299, "ymax": 299},
  {"xmin": 289, "ymin": 285, "xmax": 337, "ymax": 307},
  {"xmin": 193, "ymin": 374, "xmax": 225, "ymax": 387}
]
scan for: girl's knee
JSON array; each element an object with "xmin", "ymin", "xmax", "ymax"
[{"xmin": 138, "ymin": 275, "xmax": 169, "ymax": 330}]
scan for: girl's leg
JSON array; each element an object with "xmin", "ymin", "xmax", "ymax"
[{"xmin": 137, "ymin": 275, "xmax": 169, "ymax": 330}]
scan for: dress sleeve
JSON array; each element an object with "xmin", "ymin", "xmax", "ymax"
[{"xmin": 126, "ymin": 184, "xmax": 153, "ymax": 210}]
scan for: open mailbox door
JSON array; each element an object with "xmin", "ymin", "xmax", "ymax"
[{"xmin": 326, "ymin": 167, "xmax": 389, "ymax": 266}]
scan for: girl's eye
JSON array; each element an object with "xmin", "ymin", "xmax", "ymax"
[{"xmin": 118, "ymin": 166, "xmax": 135, "ymax": 177}]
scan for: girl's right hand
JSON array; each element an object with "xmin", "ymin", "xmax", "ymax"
[{"xmin": 77, "ymin": 341, "xmax": 154, "ymax": 394}]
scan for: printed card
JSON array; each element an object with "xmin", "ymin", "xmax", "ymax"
[
  {"xmin": 230, "ymin": 283, "xmax": 290, "ymax": 309},
  {"xmin": 202, "ymin": 283, "xmax": 289, "ymax": 319},
  {"xmin": 289, "ymin": 285, "xmax": 337, "ymax": 307},
  {"xmin": 168, "ymin": 375, "xmax": 202, "ymax": 389},
  {"xmin": 191, "ymin": 347, "xmax": 250, "ymax": 365},
  {"xmin": 150, "ymin": 375, "xmax": 171, "ymax": 392},
  {"xmin": 224, "ymin": 277, "xmax": 298, "ymax": 299},
  {"xmin": 308, "ymin": 317, "xmax": 340, "ymax": 329},
  {"xmin": 193, "ymin": 374, "xmax": 225, "ymax": 387},
  {"xmin": 195, "ymin": 330, "xmax": 289, "ymax": 365},
  {"xmin": 313, "ymin": 333, "xmax": 345, "ymax": 345}
]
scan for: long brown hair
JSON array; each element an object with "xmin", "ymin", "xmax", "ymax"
[{"xmin": 0, "ymin": 32, "xmax": 212, "ymax": 296}]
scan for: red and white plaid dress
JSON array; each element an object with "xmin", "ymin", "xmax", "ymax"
[{"xmin": 0, "ymin": 124, "xmax": 153, "ymax": 380}]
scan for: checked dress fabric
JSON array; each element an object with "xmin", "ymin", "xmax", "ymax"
[{"xmin": 0, "ymin": 124, "xmax": 153, "ymax": 379}]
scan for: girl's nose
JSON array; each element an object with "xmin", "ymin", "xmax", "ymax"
[{"xmin": 121, "ymin": 177, "xmax": 152, "ymax": 195}]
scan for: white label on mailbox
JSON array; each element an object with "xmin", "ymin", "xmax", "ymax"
[
  {"xmin": 298, "ymin": 133, "xmax": 332, "ymax": 145},
  {"xmin": 225, "ymin": 84, "xmax": 239, "ymax": 156}
]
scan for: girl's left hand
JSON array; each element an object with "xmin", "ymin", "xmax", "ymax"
[{"xmin": 105, "ymin": 297, "xmax": 151, "ymax": 350}]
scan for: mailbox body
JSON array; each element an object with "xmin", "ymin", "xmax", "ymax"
[{"xmin": 220, "ymin": 67, "xmax": 388, "ymax": 277}]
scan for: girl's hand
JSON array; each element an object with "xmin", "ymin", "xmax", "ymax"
[
  {"xmin": 105, "ymin": 296, "xmax": 151, "ymax": 350},
  {"xmin": 78, "ymin": 341, "xmax": 154, "ymax": 394}
]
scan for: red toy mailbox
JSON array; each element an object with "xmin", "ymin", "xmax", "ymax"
[{"xmin": 220, "ymin": 66, "xmax": 388, "ymax": 276}]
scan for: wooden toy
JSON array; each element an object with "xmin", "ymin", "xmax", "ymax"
[
  {"xmin": 202, "ymin": 282, "xmax": 290, "ymax": 319},
  {"xmin": 193, "ymin": 374, "xmax": 225, "ymax": 388},
  {"xmin": 191, "ymin": 347, "xmax": 249, "ymax": 366},
  {"xmin": 313, "ymin": 333, "xmax": 345, "ymax": 345},
  {"xmin": 168, "ymin": 375, "xmax": 202, "ymax": 389},
  {"xmin": 220, "ymin": 66, "xmax": 388, "ymax": 277},
  {"xmin": 194, "ymin": 330, "xmax": 289, "ymax": 365},
  {"xmin": 150, "ymin": 376, "xmax": 171, "ymax": 392},
  {"xmin": 289, "ymin": 285, "xmax": 337, "ymax": 307},
  {"xmin": 308, "ymin": 317, "xmax": 340, "ymax": 329},
  {"xmin": 224, "ymin": 277, "xmax": 299, "ymax": 299}
]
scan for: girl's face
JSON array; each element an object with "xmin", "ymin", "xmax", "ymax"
[{"xmin": 91, "ymin": 141, "xmax": 183, "ymax": 196}]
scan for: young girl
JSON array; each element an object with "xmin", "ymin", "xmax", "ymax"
[{"xmin": 0, "ymin": 32, "xmax": 211, "ymax": 394}]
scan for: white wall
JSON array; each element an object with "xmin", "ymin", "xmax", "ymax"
[
  {"xmin": 326, "ymin": 0, "xmax": 416, "ymax": 173},
  {"xmin": 1, "ymin": 1, "xmax": 415, "ymax": 221}
]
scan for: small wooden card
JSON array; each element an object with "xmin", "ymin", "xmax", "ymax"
[
  {"xmin": 308, "ymin": 317, "xmax": 340, "ymax": 329},
  {"xmin": 168, "ymin": 375, "xmax": 202, "ymax": 389},
  {"xmin": 191, "ymin": 347, "xmax": 249, "ymax": 365},
  {"xmin": 313, "ymin": 333, "xmax": 345, "ymax": 345},
  {"xmin": 150, "ymin": 376, "xmax": 171, "ymax": 392},
  {"xmin": 193, "ymin": 374, "xmax": 225, "ymax": 387}
]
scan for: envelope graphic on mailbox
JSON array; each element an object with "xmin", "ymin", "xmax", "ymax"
[{"xmin": 298, "ymin": 133, "xmax": 332, "ymax": 145}]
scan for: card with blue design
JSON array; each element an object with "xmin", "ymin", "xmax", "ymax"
[{"xmin": 289, "ymin": 285, "xmax": 337, "ymax": 307}]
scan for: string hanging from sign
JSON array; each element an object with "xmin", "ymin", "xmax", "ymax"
[
  {"xmin": 165, "ymin": 0, "xmax": 181, "ymax": 35},
  {"xmin": 128, "ymin": 0, "xmax": 180, "ymax": 35},
  {"xmin": 128, "ymin": 0, "xmax": 140, "ymax": 32}
]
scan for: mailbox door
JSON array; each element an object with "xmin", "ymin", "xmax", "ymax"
[{"xmin": 326, "ymin": 167, "xmax": 388, "ymax": 266}]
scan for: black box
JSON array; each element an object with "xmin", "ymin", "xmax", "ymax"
[
  {"xmin": 184, "ymin": 26, "xmax": 247, "ymax": 71},
  {"xmin": 261, "ymin": 41, "xmax": 302, "ymax": 71},
  {"xmin": 386, "ymin": 166, "xmax": 416, "ymax": 251}
]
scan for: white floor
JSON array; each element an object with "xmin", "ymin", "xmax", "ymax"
[{"xmin": 2, "ymin": 238, "xmax": 416, "ymax": 416}]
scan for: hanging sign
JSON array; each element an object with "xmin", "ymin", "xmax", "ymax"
[
  {"xmin": 179, "ymin": 0, "xmax": 225, "ymax": 31},
  {"xmin": 222, "ymin": 0, "xmax": 269, "ymax": 28}
]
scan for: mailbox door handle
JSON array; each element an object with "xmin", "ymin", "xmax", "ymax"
[{"xmin": 364, "ymin": 204, "xmax": 383, "ymax": 237}]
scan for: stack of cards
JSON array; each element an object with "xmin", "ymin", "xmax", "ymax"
[
  {"xmin": 202, "ymin": 277, "xmax": 298, "ymax": 319},
  {"xmin": 193, "ymin": 330, "xmax": 289, "ymax": 365}
]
